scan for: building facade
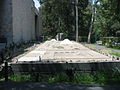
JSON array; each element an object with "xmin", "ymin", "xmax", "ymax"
[{"xmin": 0, "ymin": 0, "xmax": 42, "ymax": 44}]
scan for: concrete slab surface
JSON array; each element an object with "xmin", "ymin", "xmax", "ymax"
[{"xmin": 17, "ymin": 39, "xmax": 112, "ymax": 62}]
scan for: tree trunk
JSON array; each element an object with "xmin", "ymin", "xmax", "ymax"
[
  {"xmin": 87, "ymin": 13, "xmax": 93, "ymax": 43},
  {"xmin": 87, "ymin": 0, "xmax": 96, "ymax": 43},
  {"xmin": 75, "ymin": 0, "xmax": 79, "ymax": 42}
]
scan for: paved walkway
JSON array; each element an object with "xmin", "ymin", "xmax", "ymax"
[
  {"xmin": 17, "ymin": 39, "xmax": 112, "ymax": 63},
  {"xmin": 0, "ymin": 82, "xmax": 120, "ymax": 90},
  {"xmin": 87, "ymin": 44, "xmax": 120, "ymax": 53}
]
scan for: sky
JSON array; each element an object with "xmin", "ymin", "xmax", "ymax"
[
  {"xmin": 33, "ymin": 0, "xmax": 41, "ymax": 9},
  {"xmin": 33, "ymin": 0, "xmax": 100, "ymax": 9}
]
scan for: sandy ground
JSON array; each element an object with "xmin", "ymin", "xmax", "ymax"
[{"xmin": 17, "ymin": 39, "xmax": 112, "ymax": 63}]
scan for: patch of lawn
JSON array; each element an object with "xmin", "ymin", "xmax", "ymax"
[
  {"xmin": 88, "ymin": 44, "xmax": 120, "ymax": 57},
  {"xmin": 100, "ymin": 49, "xmax": 111, "ymax": 53},
  {"xmin": 110, "ymin": 52, "xmax": 120, "ymax": 57},
  {"xmin": 108, "ymin": 47, "xmax": 120, "ymax": 50}
]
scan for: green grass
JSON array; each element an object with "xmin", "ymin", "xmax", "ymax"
[
  {"xmin": 88, "ymin": 44, "xmax": 120, "ymax": 57},
  {"xmin": 110, "ymin": 52, "xmax": 120, "ymax": 57},
  {"xmin": 10, "ymin": 75, "xmax": 32, "ymax": 82},
  {"xmin": 107, "ymin": 45, "xmax": 120, "ymax": 50},
  {"xmin": 108, "ymin": 47, "xmax": 120, "ymax": 50},
  {"xmin": 1, "ymin": 71, "xmax": 120, "ymax": 85},
  {"xmin": 48, "ymin": 73, "xmax": 69, "ymax": 83}
]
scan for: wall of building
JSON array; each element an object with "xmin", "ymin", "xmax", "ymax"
[
  {"xmin": 12, "ymin": 0, "xmax": 36, "ymax": 43},
  {"xmin": 38, "ymin": 9, "xmax": 43, "ymax": 40},
  {"xmin": 0, "ymin": 0, "xmax": 13, "ymax": 44},
  {"xmin": 34, "ymin": 7, "xmax": 42, "ymax": 40}
]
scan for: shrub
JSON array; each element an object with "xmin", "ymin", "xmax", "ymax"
[
  {"xmin": 1, "ymin": 70, "xmax": 120, "ymax": 85},
  {"xmin": 100, "ymin": 37, "xmax": 120, "ymax": 49},
  {"xmin": 48, "ymin": 73, "xmax": 69, "ymax": 83},
  {"xmin": 78, "ymin": 36, "xmax": 88, "ymax": 42},
  {"xmin": 92, "ymin": 72, "xmax": 106, "ymax": 85},
  {"xmin": 10, "ymin": 75, "xmax": 32, "ymax": 82},
  {"xmin": 74, "ymin": 73, "xmax": 95, "ymax": 84}
]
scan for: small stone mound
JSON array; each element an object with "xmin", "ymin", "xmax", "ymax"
[
  {"xmin": 60, "ymin": 39, "xmax": 73, "ymax": 45},
  {"xmin": 51, "ymin": 39, "xmax": 56, "ymax": 42}
]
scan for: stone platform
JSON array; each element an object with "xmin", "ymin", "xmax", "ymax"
[{"xmin": 17, "ymin": 39, "xmax": 112, "ymax": 63}]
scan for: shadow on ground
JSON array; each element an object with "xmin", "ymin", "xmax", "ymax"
[{"xmin": 0, "ymin": 82, "xmax": 120, "ymax": 90}]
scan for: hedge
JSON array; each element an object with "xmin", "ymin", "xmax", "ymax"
[{"xmin": 100, "ymin": 37, "xmax": 120, "ymax": 49}]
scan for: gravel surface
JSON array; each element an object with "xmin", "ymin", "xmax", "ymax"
[{"xmin": 17, "ymin": 39, "xmax": 112, "ymax": 63}]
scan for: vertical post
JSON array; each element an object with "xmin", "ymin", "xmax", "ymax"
[
  {"xmin": 75, "ymin": 0, "xmax": 79, "ymax": 42},
  {"xmin": 39, "ymin": 56, "xmax": 41, "ymax": 61},
  {"xmin": 5, "ymin": 62, "xmax": 8, "ymax": 82},
  {"xmin": 35, "ymin": 73, "xmax": 39, "ymax": 82}
]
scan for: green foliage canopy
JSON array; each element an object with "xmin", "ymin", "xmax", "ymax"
[{"xmin": 41, "ymin": 0, "xmax": 89, "ymax": 40}]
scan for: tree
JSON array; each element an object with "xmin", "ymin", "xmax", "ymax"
[
  {"xmin": 90, "ymin": 0, "xmax": 120, "ymax": 43},
  {"xmin": 41, "ymin": 0, "xmax": 88, "ymax": 40}
]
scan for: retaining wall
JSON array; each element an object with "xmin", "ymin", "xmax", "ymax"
[{"xmin": 10, "ymin": 62, "xmax": 120, "ymax": 74}]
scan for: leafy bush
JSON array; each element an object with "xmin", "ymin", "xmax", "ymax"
[
  {"xmin": 92, "ymin": 72, "xmax": 106, "ymax": 85},
  {"xmin": 100, "ymin": 37, "xmax": 120, "ymax": 49},
  {"xmin": 1, "ymin": 70, "xmax": 120, "ymax": 85},
  {"xmin": 10, "ymin": 75, "xmax": 32, "ymax": 82},
  {"xmin": 74, "ymin": 73, "xmax": 95, "ymax": 84},
  {"xmin": 78, "ymin": 36, "xmax": 88, "ymax": 42},
  {"xmin": 48, "ymin": 73, "xmax": 69, "ymax": 83}
]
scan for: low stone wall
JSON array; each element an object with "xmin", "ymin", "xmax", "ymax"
[{"xmin": 10, "ymin": 61, "xmax": 120, "ymax": 74}]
